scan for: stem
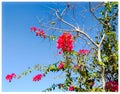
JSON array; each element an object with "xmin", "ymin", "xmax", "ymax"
[
  {"xmin": 98, "ymin": 28, "xmax": 106, "ymax": 92},
  {"xmin": 102, "ymin": 66, "xmax": 105, "ymax": 91},
  {"xmin": 99, "ymin": 33, "xmax": 105, "ymax": 46},
  {"xmin": 98, "ymin": 47, "xmax": 105, "ymax": 92},
  {"xmin": 98, "ymin": 47, "xmax": 101, "ymax": 62}
]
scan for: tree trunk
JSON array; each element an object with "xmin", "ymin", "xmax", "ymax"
[{"xmin": 98, "ymin": 47, "xmax": 105, "ymax": 92}]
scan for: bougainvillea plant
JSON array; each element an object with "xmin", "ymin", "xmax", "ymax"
[{"xmin": 6, "ymin": 2, "xmax": 118, "ymax": 92}]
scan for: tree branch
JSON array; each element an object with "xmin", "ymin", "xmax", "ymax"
[
  {"xmin": 86, "ymin": 22, "xmax": 101, "ymax": 32},
  {"xmin": 76, "ymin": 29, "xmax": 99, "ymax": 47},
  {"xmin": 55, "ymin": 9, "xmax": 99, "ymax": 48},
  {"xmin": 61, "ymin": 6, "xmax": 68, "ymax": 17},
  {"xmin": 43, "ymin": 6, "xmax": 99, "ymax": 48},
  {"xmin": 36, "ymin": 16, "xmax": 69, "ymax": 32},
  {"xmin": 92, "ymin": 2, "xmax": 104, "ymax": 11},
  {"xmin": 89, "ymin": 2, "xmax": 106, "ymax": 25},
  {"xmin": 99, "ymin": 33, "xmax": 105, "ymax": 46},
  {"xmin": 55, "ymin": 10, "xmax": 76, "ymax": 29},
  {"xmin": 78, "ymin": 35, "xmax": 97, "ymax": 50}
]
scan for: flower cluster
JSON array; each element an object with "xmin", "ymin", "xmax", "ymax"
[
  {"xmin": 105, "ymin": 81, "xmax": 118, "ymax": 92},
  {"xmin": 58, "ymin": 62, "xmax": 65, "ymax": 69},
  {"xmin": 33, "ymin": 74, "xmax": 43, "ymax": 82},
  {"xmin": 68, "ymin": 86, "xmax": 74, "ymax": 91},
  {"xmin": 57, "ymin": 32, "xmax": 74, "ymax": 53},
  {"xmin": 6, "ymin": 73, "xmax": 16, "ymax": 82},
  {"xmin": 30, "ymin": 26, "xmax": 46, "ymax": 38},
  {"xmin": 77, "ymin": 49, "xmax": 90, "ymax": 55}
]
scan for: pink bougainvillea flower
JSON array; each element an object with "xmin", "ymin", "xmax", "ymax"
[
  {"xmin": 68, "ymin": 86, "xmax": 74, "ymax": 91},
  {"xmin": 6, "ymin": 74, "xmax": 13, "ymax": 82},
  {"xmin": 77, "ymin": 49, "xmax": 90, "ymax": 55},
  {"xmin": 5, "ymin": 73, "xmax": 16, "ymax": 82},
  {"xmin": 36, "ymin": 31, "xmax": 39, "ymax": 36},
  {"xmin": 33, "ymin": 74, "xmax": 43, "ymax": 82},
  {"xmin": 105, "ymin": 80, "xmax": 118, "ymax": 92},
  {"xmin": 11, "ymin": 73, "xmax": 16, "ymax": 78},
  {"xmin": 73, "ymin": 64, "xmax": 80, "ymax": 70},
  {"xmin": 30, "ymin": 26, "xmax": 37, "ymax": 32},
  {"xmin": 30, "ymin": 27, "xmax": 46, "ymax": 38},
  {"xmin": 35, "ymin": 29, "xmax": 46, "ymax": 38},
  {"xmin": 39, "ymin": 30, "xmax": 46, "ymax": 38},
  {"xmin": 58, "ymin": 51, "xmax": 62, "ymax": 55},
  {"xmin": 57, "ymin": 32, "xmax": 74, "ymax": 53},
  {"xmin": 58, "ymin": 62, "xmax": 65, "ymax": 69},
  {"xmin": 39, "ymin": 30, "xmax": 45, "ymax": 36}
]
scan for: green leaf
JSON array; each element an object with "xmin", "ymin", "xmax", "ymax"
[
  {"xmin": 29, "ymin": 69, "xmax": 33, "ymax": 73},
  {"xmin": 24, "ymin": 70, "xmax": 28, "ymax": 75},
  {"xmin": 71, "ymin": 51, "xmax": 76, "ymax": 55},
  {"xmin": 98, "ymin": 61, "xmax": 105, "ymax": 66},
  {"xmin": 103, "ymin": 56, "xmax": 108, "ymax": 62},
  {"xmin": 106, "ymin": 31, "xmax": 115, "ymax": 35},
  {"xmin": 100, "ymin": 11, "xmax": 104, "ymax": 15},
  {"xmin": 50, "ymin": 36, "xmax": 56, "ymax": 41},
  {"xmin": 51, "ymin": 22, "xmax": 55, "ymax": 25},
  {"xmin": 50, "ymin": 65, "xmax": 57, "ymax": 70}
]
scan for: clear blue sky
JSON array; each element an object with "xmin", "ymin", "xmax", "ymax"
[{"xmin": 2, "ymin": 2, "xmax": 102, "ymax": 92}]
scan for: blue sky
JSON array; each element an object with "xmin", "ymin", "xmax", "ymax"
[
  {"xmin": 2, "ymin": 2, "xmax": 65, "ymax": 92},
  {"xmin": 2, "ymin": 2, "xmax": 103, "ymax": 92}
]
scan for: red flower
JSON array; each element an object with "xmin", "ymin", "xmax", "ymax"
[
  {"xmin": 30, "ymin": 26, "xmax": 46, "ymax": 38},
  {"xmin": 39, "ymin": 30, "xmax": 45, "ymax": 36},
  {"xmin": 35, "ymin": 30, "xmax": 46, "ymax": 37},
  {"xmin": 36, "ymin": 31, "xmax": 39, "ymax": 36},
  {"xmin": 78, "ymin": 49, "xmax": 89, "ymax": 55},
  {"xmin": 30, "ymin": 26, "xmax": 37, "ymax": 32},
  {"xmin": 73, "ymin": 64, "xmax": 79, "ymax": 70},
  {"xmin": 11, "ymin": 73, "xmax": 16, "ymax": 78},
  {"xmin": 5, "ymin": 73, "xmax": 16, "ymax": 82},
  {"xmin": 57, "ymin": 32, "xmax": 74, "ymax": 53},
  {"xmin": 58, "ymin": 62, "xmax": 65, "ymax": 69},
  {"xmin": 68, "ymin": 86, "xmax": 74, "ymax": 91},
  {"xmin": 33, "ymin": 74, "xmax": 43, "ymax": 82},
  {"xmin": 6, "ymin": 74, "xmax": 12, "ymax": 82},
  {"xmin": 58, "ymin": 51, "xmax": 62, "ymax": 55},
  {"xmin": 105, "ymin": 80, "xmax": 118, "ymax": 92}
]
